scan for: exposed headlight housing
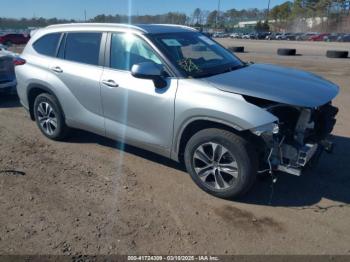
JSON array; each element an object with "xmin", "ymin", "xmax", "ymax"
[{"xmin": 251, "ymin": 122, "xmax": 279, "ymax": 136}]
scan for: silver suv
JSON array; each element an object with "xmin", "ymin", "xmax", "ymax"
[{"xmin": 16, "ymin": 24, "xmax": 339, "ymax": 199}]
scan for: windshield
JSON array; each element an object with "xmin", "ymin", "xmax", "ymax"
[{"xmin": 149, "ymin": 32, "xmax": 245, "ymax": 78}]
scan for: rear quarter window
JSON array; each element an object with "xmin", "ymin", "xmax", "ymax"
[{"xmin": 33, "ymin": 33, "xmax": 61, "ymax": 57}]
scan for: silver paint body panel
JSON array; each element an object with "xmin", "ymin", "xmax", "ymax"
[
  {"xmin": 206, "ymin": 63, "xmax": 339, "ymax": 108},
  {"xmin": 15, "ymin": 23, "xmax": 339, "ymax": 162}
]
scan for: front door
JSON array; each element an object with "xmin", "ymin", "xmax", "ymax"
[{"xmin": 101, "ymin": 32, "xmax": 177, "ymax": 156}]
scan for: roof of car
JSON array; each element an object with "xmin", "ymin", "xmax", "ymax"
[{"xmin": 46, "ymin": 23, "xmax": 197, "ymax": 34}]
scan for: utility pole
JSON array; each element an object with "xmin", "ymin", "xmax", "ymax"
[
  {"xmin": 216, "ymin": 0, "xmax": 221, "ymax": 30},
  {"xmin": 84, "ymin": 9, "xmax": 87, "ymax": 22},
  {"xmin": 266, "ymin": 0, "xmax": 271, "ymax": 21}
]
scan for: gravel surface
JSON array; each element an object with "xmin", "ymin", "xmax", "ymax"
[{"xmin": 0, "ymin": 40, "xmax": 350, "ymax": 255}]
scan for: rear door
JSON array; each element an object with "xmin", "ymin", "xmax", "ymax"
[{"xmin": 48, "ymin": 32, "xmax": 105, "ymax": 134}]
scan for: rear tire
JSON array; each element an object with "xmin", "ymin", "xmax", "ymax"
[
  {"xmin": 184, "ymin": 129, "xmax": 258, "ymax": 199},
  {"xmin": 33, "ymin": 93, "xmax": 69, "ymax": 140}
]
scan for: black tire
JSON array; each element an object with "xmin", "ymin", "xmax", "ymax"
[
  {"xmin": 33, "ymin": 93, "xmax": 69, "ymax": 140},
  {"xmin": 326, "ymin": 50, "xmax": 348, "ymax": 59},
  {"xmin": 229, "ymin": 46, "xmax": 245, "ymax": 53},
  {"xmin": 277, "ymin": 48, "xmax": 296, "ymax": 56},
  {"xmin": 184, "ymin": 129, "xmax": 258, "ymax": 199}
]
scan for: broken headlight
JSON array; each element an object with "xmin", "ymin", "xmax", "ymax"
[{"xmin": 251, "ymin": 122, "xmax": 280, "ymax": 136}]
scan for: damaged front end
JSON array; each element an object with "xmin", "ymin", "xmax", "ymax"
[{"xmin": 251, "ymin": 101, "xmax": 338, "ymax": 176}]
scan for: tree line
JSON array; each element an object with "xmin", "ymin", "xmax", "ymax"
[
  {"xmin": 0, "ymin": 0, "xmax": 349, "ymax": 31},
  {"xmin": 0, "ymin": 13, "xmax": 187, "ymax": 30},
  {"xmin": 269, "ymin": 0, "xmax": 350, "ymax": 31},
  {"xmin": 270, "ymin": 0, "xmax": 350, "ymax": 20}
]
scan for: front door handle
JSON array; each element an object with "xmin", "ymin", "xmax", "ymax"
[
  {"xmin": 51, "ymin": 66, "xmax": 63, "ymax": 73},
  {"xmin": 102, "ymin": 79, "xmax": 119, "ymax": 88}
]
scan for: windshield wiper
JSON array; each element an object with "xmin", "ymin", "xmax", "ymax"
[
  {"xmin": 192, "ymin": 64, "xmax": 246, "ymax": 78},
  {"xmin": 223, "ymin": 64, "xmax": 247, "ymax": 73}
]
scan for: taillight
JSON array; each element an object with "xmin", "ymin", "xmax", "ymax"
[{"xmin": 13, "ymin": 57, "xmax": 26, "ymax": 66}]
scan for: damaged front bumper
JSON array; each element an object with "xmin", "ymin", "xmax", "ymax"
[
  {"xmin": 252, "ymin": 103, "xmax": 338, "ymax": 176},
  {"xmin": 273, "ymin": 140, "xmax": 329, "ymax": 176}
]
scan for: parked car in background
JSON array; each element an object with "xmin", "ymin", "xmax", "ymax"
[
  {"xmin": 0, "ymin": 54, "xmax": 17, "ymax": 94},
  {"xmin": 255, "ymin": 32, "xmax": 270, "ymax": 39},
  {"xmin": 287, "ymin": 32, "xmax": 304, "ymax": 41},
  {"xmin": 0, "ymin": 44, "xmax": 8, "ymax": 52},
  {"xmin": 310, "ymin": 33, "xmax": 330, "ymax": 41},
  {"xmin": 241, "ymin": 33, "xmax": 251, "ymax": 39},
  {"xmin": 338, "ymin": 34, "xmax": 350, "ymax": 42},
  {"xmin": 0, "ymin": 33, "xmax": 30, "ymax": 46},
  {"xmin": 249, "ymin": 32, "xmax": 259, "ymax": 39},
  {"xmin": 324, "ymin": 33, "xmax": 344, "ymax": 42},
  {"xmin": 266, "ymin": 32, "xmax": 282, "ymax": 40},
  {"xmin": 230, "ymin": 33, "xmax": 241, "ymax": 39},
  {"xmin": 296, "ymin": 32, "xmax": 318, "ymax": 41},
  {"xmin": 276, "ymin": 33, "xmax": 292, "ymax": 40},
  {"xmin": 16, "ymin": 23, "xmax": 339, "ymax": 199},
  {"xmin": 283, "ymin": 33, "xmax": 295, "ymax": 40},
  {"xmin": 285, "ymin": 33, "xmax": 305, "ymax": 41},
  {"xmin": 213, "ymin": 32, "xmax": 229, "ymax": 38},
  {"xmin": 0, "ymin": 45, "xmax": 22, "ymax": 94},
  {"xmin": 0, "ymin": 43, "xmax": 21, "ymax": 58}
]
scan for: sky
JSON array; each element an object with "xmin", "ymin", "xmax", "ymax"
[{"xmin": 0, "ymin": 0, "xmax": 287, "ymax": 20}]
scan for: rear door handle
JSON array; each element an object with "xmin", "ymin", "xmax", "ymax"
[
  {"xmin": 102, "ymin": 79, "xmax": 119, "ymax": 88},
  {"xmin": 51, "ymin": 66, "xmax": 63, "ymax": 73}
]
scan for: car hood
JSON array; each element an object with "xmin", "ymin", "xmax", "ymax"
[{"xmin": 205, "ymin": 63, "xmax": 339, "ymax": 108}]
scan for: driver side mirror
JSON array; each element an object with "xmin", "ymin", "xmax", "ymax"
[{"xmin": 131, "ymin": 62, "xmax": 167, "ymax": 89}]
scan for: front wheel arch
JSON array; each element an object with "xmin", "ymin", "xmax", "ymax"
[
  {"xmin": 184, "ymin": 128, "xmax": 259, "ymax": 199},
  {"xmin": 176, "ymin": 119, "xmax": 264, "ymax": 164}
]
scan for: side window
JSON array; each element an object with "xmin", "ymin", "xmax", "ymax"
[
  {"xmin": 64, "ymin": 32, "xmax": 102, "ymax": 66},
  {"xmin": 33, "ymin": 33, "xmax": 61, "ymax": 57},
  {"xmin": 110, "ymin": 33, "xmax": 162, "ymax": 71}
]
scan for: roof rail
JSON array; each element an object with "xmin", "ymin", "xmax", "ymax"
[
  {"xmin": 147, "ymin": 24, "xmax": 198, "ymax": 32},
  {"xmin": 46, "ymin": 23, "xmax": 146, "ymax": 32}
]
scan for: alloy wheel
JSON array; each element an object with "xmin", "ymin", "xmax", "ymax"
[
  {"xmin": 37, "ymin": 102, "xmax": 58, "ymax": 136},
  {"xmin": 192, "ymin": 142, "xmax": 239, "ymax": 190}
]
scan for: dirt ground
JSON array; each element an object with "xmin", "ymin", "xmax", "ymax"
[{"xmin": 0, "ymin": 40, "xmax": 350, "ymax": 256}]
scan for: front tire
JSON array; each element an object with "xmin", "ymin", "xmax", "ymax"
[
  {"xmin": 184, "ymin": 129, "xmax": 258, "ymax": 199},
  {"xmin": 33, "ymin": 93, "xmax": 69, "ymax": 140}
]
